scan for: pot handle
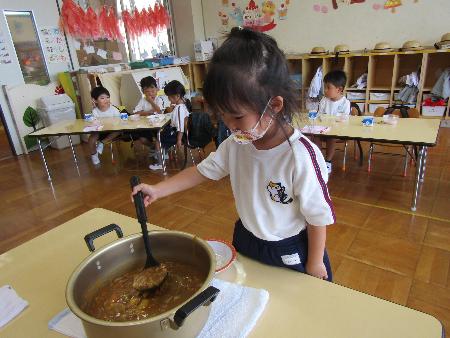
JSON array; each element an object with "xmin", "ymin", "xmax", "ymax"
[
  {"xmin": 173, "ymin": 286, "xmax": 220, "ymax": 327},
  {"xmin": 84, "ymin": 224, "xmax": 124, "ymax": 252}
]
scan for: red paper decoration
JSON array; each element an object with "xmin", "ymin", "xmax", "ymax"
[{"xmin": 60, "ymin": 0, "xmax": 170, "ymax": 41}]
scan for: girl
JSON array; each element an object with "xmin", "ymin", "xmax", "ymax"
[
  {"xmin": 133, "ymin": 28, "xmax": 334, "ymax": 281},
  {"xmin": 149, "ymin": 80, "xmax": 191, "ymax": 171}
]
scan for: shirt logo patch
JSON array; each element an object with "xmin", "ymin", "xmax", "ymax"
[{"xmin": 267, "ymin": 181, "xmax": 293, "ymax": 205}]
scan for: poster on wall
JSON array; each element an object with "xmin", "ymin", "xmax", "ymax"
[
  {"xmin": 39, "ymin": 27, "xmax": 69, "ymax": 64},
  {"xmin": 0, "ymin": 27, "xmax": 12, "ymax": 64},
  {"xmin": 218, "ymin": 0, "xmax": 291, "ymax": 33}
]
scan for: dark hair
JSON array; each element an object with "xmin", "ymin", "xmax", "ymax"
[
  {"xmin": 164, "ymin": 80, "xmax": 192, "ymax": 111},
  {"xmin": 91, "ymin": 86, "xmax": 110, "ymax": 100},
  {"xmin": 324, "ymin": 70, "xmax": 347, "ymax": 89},
  {"xmin": 140, "ymin": 76, "xmax": 157, "ymax": 89},
  {"xmin": 203, "ymin": 27, "xmax": 297, "ymax": 121}
]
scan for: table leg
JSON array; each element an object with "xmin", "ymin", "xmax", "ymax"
[
  {"xmin": 342, "ymin": 141, "xmax": 348, "ymax": 171},
  {"xmin": 157, "ymin": 129, "xmax": 167, "ymax": 175},
  {"xmin": 403, "ymin": 146, "xmax": 409, "ymax": 177},
  {"xmin": 357, "ymin": 140, "xmax": 363, "ymax": 166},
  {"xmin": 37, "ymin": 138, "xmax": 52, "ymax": 181},
  {"xmin": 68, "ymin": 135, "xmax": 80, "ymax": 176},
  {"xmin": 420, "ymin": 147, "xmax": 428, "ymax": 183},
  {"xmin": 411, "ymin": 146, "xmax": 425, "ymax": 212}
]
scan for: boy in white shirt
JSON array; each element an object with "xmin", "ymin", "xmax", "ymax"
[
  {"xmin": 316, "ymin": 70, "xmax": 350, "ymax": 174},
  {"xmin": 88, "ymin": 87, "xmax": 121, "ymax": 165},
  {"xmin": 132, "ymin": 76, "xmax": 166, "ymax": 147},
  {"xmin": 133, "ymin": 76, "xmax": 166, "ymax": 116}
]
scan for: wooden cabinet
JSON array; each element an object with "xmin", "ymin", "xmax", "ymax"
[{"xmin": 188, "ymin": 49, "xmax": 450, "ymax": 118}]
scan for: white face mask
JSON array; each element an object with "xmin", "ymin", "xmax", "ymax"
[{"xmin": 231, "ymin": 100, "xmax": 273, "ymax": 145}]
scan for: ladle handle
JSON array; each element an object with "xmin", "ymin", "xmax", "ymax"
[{"xmin": 130, "ymin": 176, "xmax": 147, "ymax": 224}]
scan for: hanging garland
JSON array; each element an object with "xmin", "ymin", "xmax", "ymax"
[{"xmin": 60, "ymin": 0, "xmax": 170, "ymax": 41}]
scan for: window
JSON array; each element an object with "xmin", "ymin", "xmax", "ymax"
[
  {"xmin": 5, "ymin": 11, "xmax": 50, "ymax": 85},
  {"xmin": 72, "ymin": 0, "xmax": 174, "ymax": 67},
  {"xmin": 121, "ymin": 0, "xmax": 174, "ymax": 61},
  {"xmin": 73, "ymin": 0, "xmax": 129, "ymax": 67}
]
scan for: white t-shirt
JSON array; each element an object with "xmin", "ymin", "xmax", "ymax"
[
  {"xmin": 170, "ymin": 103, "xmax": 190, "ymax": 133},
  {"xmin": 318, "ymin": 96, "xmax": 350, "ymax": 116},
  {"xmin": 197, "ymin": 129, "xmax": 335, "ymax": 241},
  {"xmin": 92, "ymin": 105, "xmax": 120, "ymax": 118},
  {"xmin": 133, "ymin": 96, "xmax": 165, "ymax": 114}
]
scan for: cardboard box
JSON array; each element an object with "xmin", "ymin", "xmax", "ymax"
[
  {"xmin": 422, "ymin": 106, "xmax": 446, "ymax": 117},
  {"xmin": 194, "ymin": 40, "xmax": 214, "ymax": 61},
  {"xmin": 370, "ymin": 92, "xmax": 390, "ymax": 101}
]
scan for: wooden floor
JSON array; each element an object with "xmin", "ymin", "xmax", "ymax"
[
  {"xmin": 1, "ymin": 128, "xmax": 450, "ymax": 333},
  {"xmin": 0, "ymin": 122, "xmax": 13, "ymax": 160}
]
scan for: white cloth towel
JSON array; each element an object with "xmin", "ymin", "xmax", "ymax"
[
  {"xmin": 48, "ymin": 308, "xmax": 86, "ymax": 338},
  {"xmin": 197, "ymin": 279, "xmax": 269, "ymax": 338},
  {"xmin": 355, "ymin": 73, "xmax": 368, "ymax": 89},
  {"xmin": 48, "ymin": 279, "xmax": 269, "ymax": 338},
  {"xmin": 0, "ymin": 285, "xmax": 29, "ymax": 328},
  {"xmin": 82, "ymin": 125, "xmax": 103, "ymax": 132},
  {"xmin": 308, "ymin": 66, "xmax": 323, "ymax": 98},
  {"xmin": 301, "ymin": 125, "xmax": 331, "ymax": 134}
]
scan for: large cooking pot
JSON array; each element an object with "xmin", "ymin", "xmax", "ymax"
[{"xmin": 66, "ymin": 224, "xmax": 219, "ymax": 338}]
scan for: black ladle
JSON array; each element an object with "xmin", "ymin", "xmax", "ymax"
[{"xmin": 130, "ymin": 176, "xmax": 167, "ymax": 290}]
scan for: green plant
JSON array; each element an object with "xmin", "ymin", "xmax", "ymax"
[{"xmin": 23, "ymin": 106, "xmax": 40, "ymax": 131}]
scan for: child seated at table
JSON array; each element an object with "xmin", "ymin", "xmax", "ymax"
[
  {"xmin": 132, "ymin": 76, "xmax": 167, "ymax": 151},
  {"xmin": 88, "ymin": 87, "xmax": 121, "ymax": 165},
  {"xmin": 315, "ymin": 70, "xmax": 350, "ymax": 174},
  {"xmin": 149, "ymin": 80, "xmax": 191, "ymax": 171},
  {"xmin": 133, "ymin": 76, "xmax": 166, "ymax": 116}
]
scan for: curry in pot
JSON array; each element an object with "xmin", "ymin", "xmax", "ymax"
[{"xmin": 83, "ymin": 261, "xmax": 204, "ymax": 322}]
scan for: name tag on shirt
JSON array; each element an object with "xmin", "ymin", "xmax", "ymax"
[{"xmin": 281, "ymin": 253, "xmax": 301, "ymax": 265}]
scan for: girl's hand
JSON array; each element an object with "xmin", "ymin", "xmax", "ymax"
[
  {"xmin": 131, "ymin": 183, "xmax": 160, "ymax": 207},
  {"xmin": 306, "ymin": 261, "xmax": 328, "ymax": 280},
  {"xmin": 176, "ymin": 140, "xmax": 183, "ymax": 148}
]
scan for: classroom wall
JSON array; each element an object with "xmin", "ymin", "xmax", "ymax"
[
  {"xmin": 201, "ymin": 0, "xmax": 450, "ymax": 54},
  {"xmin": 171, "ymin": 0, "xmax": 206, "ymax": 58},
  {"xmin": 0, "ymin": 0, "xmax": 72, "ymax": 155}
]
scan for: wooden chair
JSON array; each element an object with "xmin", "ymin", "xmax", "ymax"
[{"xmin": 368, "ymin": 107, "xmax": 419, "ymax": 176}]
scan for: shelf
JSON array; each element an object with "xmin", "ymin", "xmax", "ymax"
[
  {"xmin": 349, "ymin": 100, "xmax": 366, "ymax": 103},
  {"xmin": 369, "ymin": 100, "xmax": 390, "ymax": 103},
  {"xmin": 369, "ymin": 87, "xmax": 391, "ymax": 91},
  {"xmin": 346, "ymin": 88, "xmax": 367, "ymax": 91}
]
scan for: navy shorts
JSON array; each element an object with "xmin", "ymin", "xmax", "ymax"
[{"xmin": 232, "ymin": 219, "xmax": 332, "ymax": 282}]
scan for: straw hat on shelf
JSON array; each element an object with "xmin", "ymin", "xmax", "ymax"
[
  {"xmin": 401, "ymin": 40, "xmax": 424, "ymax": 51},
  {"xmin": 309, "ymin": 46, "xmax": 328, "ymax": 56},
  {"xmin": 334, "ymin": 44, "xmax": 350, "ymax": 54},
  {"xmin": 371, "ymin": 42, "xmax": 395, "ymax": 53},
  {"xmin": 435, "ymin": 33, "xmax": 450, "ymax": 49}
]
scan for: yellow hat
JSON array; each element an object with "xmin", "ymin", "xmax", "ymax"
[
  {"xmin": 401, "ymin": 40, "xmax": 423, "ymax": 51},
  {"xmin": 440, "ymin": 32, "xmax": 450, "ymax": 43},
  {"xmin": 309, "ymin": 46, "xmax": 328, "ymax": 55},
  {"xmin": 334, "ymin": 44, "xmax": 350, "ymax": 54},
  {"xmin": 435, "ymin": 33, "xmax": 450, "ymax": 49},
  {"xmin": 371, "ymin": 42, "xmax": 394, "ymax": 53}
]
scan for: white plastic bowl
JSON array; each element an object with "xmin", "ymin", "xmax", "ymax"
[
  {"xmin": 147, "ymin": 114, "xmax": 165, "ymax": 124},
  {"xmin": 206, "ymin": 239, "xmax": 236, "ymax": 273},
  {"xmin": 129, "ymin": 114, "xmax": 141, "ymax": 121},
  {"xmin": 383, "ymin": 114, "xmax": 399, "ymax": 125}
]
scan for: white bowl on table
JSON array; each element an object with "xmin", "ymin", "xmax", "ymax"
[
  {"xmin": 147, "ymin": 114, "xmax": 165, "ymax": 124},
  {"xmin": 129, "ymin": 114, "xmax": 141, "ymax": 121},
  {"xmin": 382, "ymin": 114, "xmax": 399, "ymax": 125}
]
